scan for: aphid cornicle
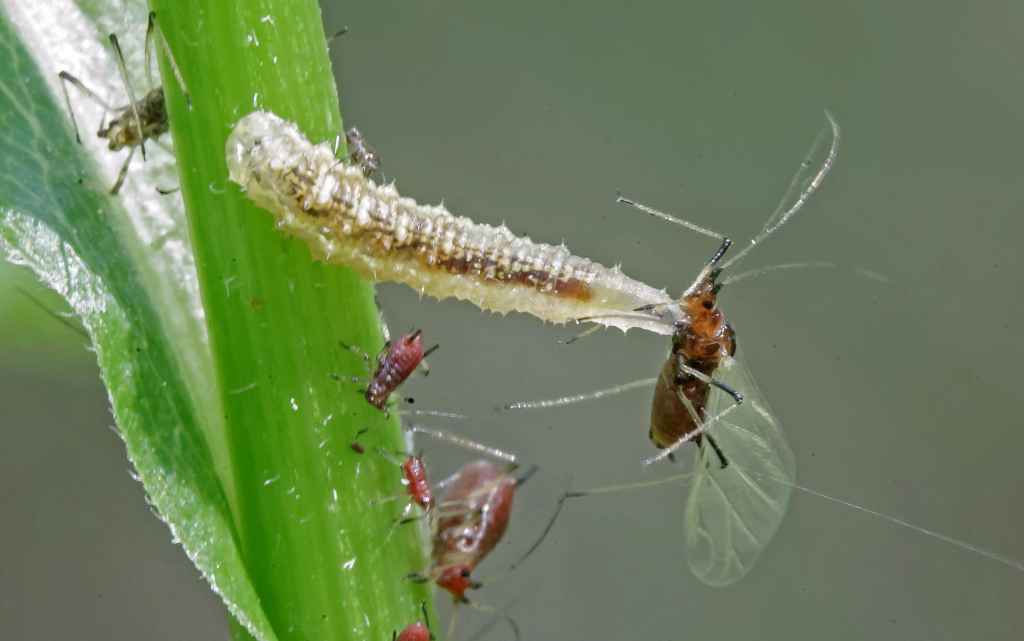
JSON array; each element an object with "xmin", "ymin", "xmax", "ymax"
[{"xmin": 225, "ymin": 111, "xmax": 675, "ymax": 334}]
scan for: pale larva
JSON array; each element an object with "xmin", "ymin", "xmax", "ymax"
[{"xmin": 225, "ymin": 111, "xmax": 674, "ymax": 335}]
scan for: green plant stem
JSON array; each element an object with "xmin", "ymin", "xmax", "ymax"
[{"xmin": 146, "ymin": 1, "xmax": 434, "ymax": 639}]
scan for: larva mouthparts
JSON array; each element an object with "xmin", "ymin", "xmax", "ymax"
[{"xmin": 225, "ymin": 110, "xmax": 675, "ymax": 335}]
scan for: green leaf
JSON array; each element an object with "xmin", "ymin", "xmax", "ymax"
[{"xmin": 0, "ymin": 1, "xmax": 434, "ymax": 640}]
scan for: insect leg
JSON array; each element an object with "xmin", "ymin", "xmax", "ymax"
[
  {"xmin": 146, "ymin": 12, "xmax": 191, "ymax": 107},
  {"xmin": 110, "ymin": 145, "xmax": 137, "ymax": 195},
  {"xmin": 108, "ymin": 33, "xmax": 146, "ymax": 162},
  {"xmin": 57, "ymin": 71, "xmax": 114, "ymax": 144},
  {"xmin": 675, "ymin": 356, "xmax": 744, "ymax": 406},
  {"xmin": 703, "ymin": 433, "xmax": 729, "ymax": 469}
]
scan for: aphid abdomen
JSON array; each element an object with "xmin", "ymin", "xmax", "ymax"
[
  {"xmin": 432, "ymin": 460, "xmax": 515, "ymax": 572},
  {"xmin": 226, "ymin": 111, "xmax": 675, "ymax": 334},
  {"xmin": 649, "ymin": 357, "xmax": 710, "ymax": 450}
]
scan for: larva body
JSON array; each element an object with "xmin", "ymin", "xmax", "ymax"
[{"xmin": 226, "ymin": 111, "xmax": 674, "ymax": 334}]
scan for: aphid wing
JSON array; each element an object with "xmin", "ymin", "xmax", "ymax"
[{"xmin": 684, "ymin": 356, "xmax": 796, "ymax": 586}]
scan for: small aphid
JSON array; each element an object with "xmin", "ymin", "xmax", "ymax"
[
  {"xmin": 374, "ymin": 426, "xmax": 517, "ymax": 524},
  {"xmin": 393, "ymin": 602, "xmax": 434, "ymax": 641},
  {"xmin": 367, "ymin": 330, "xmax": 439, "ymax": 410},
  {"xmin": 401, "ymin": 452, "xmax": 434, "ymax": 512},
  {"xmin": 339, "ymin": 330, "xmax": 439, "ymax": 411},
  {"xmin": 395, "ymin": 622, "xmax": 431, "ymax": 641},
  {"xmin": 57, "ymin": 12, "xmax": 189, "ymax": 194},
  {"xmin": 345, "ymin": 127, "xmax": 381, "ymax": 178},
  {"xmin": 225, "ymin": 110, "xmax": 675, "ymax": 334}
]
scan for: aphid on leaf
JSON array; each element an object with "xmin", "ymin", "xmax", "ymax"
[
  {"xmin": 393, "ymin": 602, "xmax": 435, "ymax": 641},
  {"xmin": 338, "ymin": 329, "xmax": 439, "ymax": 411},
  {"xmin": 57, "ymin": 12, "xmax": 189, "ymax": 194},
  {"xmin": 225, "ymin": 110, "xmax": 675, "ymax": 334},
  {"xmin": 373, "ymin": 425, "xmax": 518, "ymax": 527}
]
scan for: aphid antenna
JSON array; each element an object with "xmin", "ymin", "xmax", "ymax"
[
  {"xmin": 460, "ymin": 600, "xmax": 521, "ymax": 641},
  {"xmin": 718, "ymin": 111, "xmax": 841, "ymax": 271},
  {"xmin": 408, "ymin": 425, "xmax": 518, "ymax": 465},
  {"xmin": 107, "ymin": 33, "xmax": 146, "ymax": 162},
  {"xmin": 145, "ymin": 12, "xmax": 191, "ymax": 108},
  {"xmin": 720, "ymin": 260, "xmax": 837, "ymax": 287},
  {"xmin": 508, "ymin": 470, "xmax": 698, "ymax": 574},
  {"xmin": 462, "ymin": 595, "xmax": 525, "ymax": 641},
  {"xmin": 748, "ymin": 470, "xmax": 1024, "ymax": 575},
  {"xmin": 616, "ymin": 192, "xmax": 726, "ymax": 241},
  {"xmin": 501, "ymin": 377, "xmax": 657, "ymax": 412},
  {"xmin": 16, "ymin": 287, "xmax": 89, "ymax": 340}
]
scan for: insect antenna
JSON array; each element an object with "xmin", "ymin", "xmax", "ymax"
[
  {"xmin": 408, "ymin": 425, "xmax": 518, "ymax": 464},
  {"xmin": 720, "ymin": 260, "xmax": 837, "ymax": 286},
  {"xmin": 500, "ymin": 377, "xmax": 657, "ymax": 411},
  {"xmin": 750, "ymin": 471, "xmax": 1024, "ymax": 574},
  {"xmin": 616, "ymin": 193, "xmax": 726, "ymax": 240},
  {"xmin": 145, "ymin": 12, "xmax": 190, "ymax": 108},
  {"xmin": 719, "ymin": 111, "xmax": 841, "ymax": 270},
  {"xmin": 16, "ymin": 287, "xmax": 89, "ymax": 340},
  {"xmin": 108, "ymin": 33, "xmax": 146, "ymax": 162}
]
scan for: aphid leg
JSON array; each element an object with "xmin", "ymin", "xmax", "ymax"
[
  {"xmin": 327, "ymin": 25, "xmax": 349, "ymax": 45},
  {"xmin": 675, "ymin": 357, "xmax": 744, "ymax": 406},
  {"xmin": 501, "ymin": 377, "xmax": 656, "ymax": 411},
  {"xmin": 57, "ymin": 71, "xmax": 114, "ymax": 144},
  {"xmin": 350, "ymin": 426, "xmax": 370, "ymax": 453},
  {"xmin": 156, "ymin": 185, "xmax": 181, "ymax": 195},
  {"xmin": 108, "ymin": 34, "xmax": 146, "ymax": 162},
  {"xmin": 642, "ymin": 391, "xmax": 743, "ymax": 466},
  {"xmin": 110, "ymin": 146, "xmax": 138, "ymax": 195},
  {"xmin": 558, "ymin": 323, "xmax": 602, "ymax": 345},
  {"xmin": 146, "ymin": 12, "xmax": 191, "ymax": 107},
  {"xmin": 416, "ymin": 343, "xmax": 440, "ymax": 377},
  {"xmin": 703, "ymin": 434, "xmax": 729, "ymax": 469}
]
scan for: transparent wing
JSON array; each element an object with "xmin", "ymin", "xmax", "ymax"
[{"xmin": 684, "ymin": 355, "xmax": 796, "ymax": 586}]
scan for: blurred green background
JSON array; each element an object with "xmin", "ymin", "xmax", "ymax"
[{"xmin": 3, "ymin": 0, "xmax": 1022, "ymax": 639}]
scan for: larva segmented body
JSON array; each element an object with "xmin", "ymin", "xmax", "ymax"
[{"xmin": 225, "ymin": 111, "xmax": 674, "ymax": 334}]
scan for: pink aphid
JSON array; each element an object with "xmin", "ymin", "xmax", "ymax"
[
  {"xmin": 395, "ymin": 621, "xmax": 431, "ymax": 641},
  {"xmin": 401, "ymin": 453, "xmax": 434, "ymax": 512},
  {"xmin": 365, "ymin": 329, "xmax": 438, "ymax": 410},
  {"xmin": 430, "ymin": 460, "xmax": 531, "ymax": 602}
]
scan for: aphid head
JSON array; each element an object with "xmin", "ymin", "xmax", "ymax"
[{"xmin": 436, "ymin": 565, "xmax": 481, "ymax": 602}]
